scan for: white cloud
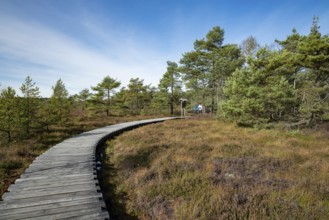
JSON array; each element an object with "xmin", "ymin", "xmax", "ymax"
[
  {"xmin": 0, "ymin": 13, "xmax": 171, "ymax": 97},
  {"xmin": 3, "ymin": 1, "xmax": 327, "ymax": 98}
]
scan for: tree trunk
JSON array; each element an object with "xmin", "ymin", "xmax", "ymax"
[
  {"xmin": 170, "ymin": 96, "xmax": 174, "ymax": 115},
  {"xmin": 211, "ymin": 88, "xmax": 215, "ymax": 114},
  {"xmin": 170, "ymin": 73, "xmax": 174, "ymax": 115},
  {"xmin": 107, "ymin": 89, "xmax": 110, "ymax": 117},
  {"xmin": 170, "ymin": 88, "xmax": 174, "ymax": 115}
]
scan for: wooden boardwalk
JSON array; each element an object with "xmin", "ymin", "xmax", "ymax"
[{"xmin": 0, "ymin": 117, "xmax": 176, "ymax": 220}]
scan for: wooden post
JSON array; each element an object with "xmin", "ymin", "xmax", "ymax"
[{"xmin": 180, "ymin": 98, "xmax": 188, "ymax": 118}]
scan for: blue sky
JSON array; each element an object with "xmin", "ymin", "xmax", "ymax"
[{"xmin": 0, "ymin": 0, "xmax": 328, "ymax": 97}]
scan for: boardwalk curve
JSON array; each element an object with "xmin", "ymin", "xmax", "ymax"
[{"xmin": 0, "ymin": 117, "xmax": 177, "ymax": 220}]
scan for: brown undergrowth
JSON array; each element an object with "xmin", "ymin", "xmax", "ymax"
[{"xmin": 102, "ymin": 118, "xmax": 329, "ymax": 219}]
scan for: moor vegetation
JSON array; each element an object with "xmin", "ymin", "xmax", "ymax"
[{"xmin": 101, "ymin": 119, "xmax": 329, "ymax": 219}]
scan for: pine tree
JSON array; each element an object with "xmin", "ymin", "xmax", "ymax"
[
  {"xmin": 296, "ymin": 18, "xmax": 329, "ymax": 125},
  {"xmin": 180, "ymin": 50, "xmax": 210, "ymax": 106},
  {"xmin": 0, "ymin": 87, "xmax": 19, "ymax": 142},
  {"xmin": 110, "ymin": 87, "xmax": 129, "ymax": 115},
  {"xmin": 125, "ymin": 78, "xmax": 151, "ymax": 115},
  {"xmin": 180, "ymin": 26, "xmax": 243, "ymax": 113},
  {"xmin": 20, "ymin": 76, "xmax": 40, "ymax": 138},
  {"xmin": 91, "ymin": 76, "xmax": 121, "ymax": 117},
  {"xmin": 221, "ymin": 46, "xmax": 297, "ymax": 127},
  {"xmin": 185, "ymin": 26, "xmax": 225, "ymax": 113},
  {"xmin": 37, "ymin": 98, "xmax": 53, "ymax": 132},
  {"xmin": 78, "ymin": 88, "xmax": 91, "ymax": 111},
  {"xmin": 158, "ymin": 61, "xmax": 182, "ymax": 115},
  {"xmin": 49, "ymin": 79, "xmax": 70, "ymax": 125},
  {"xmin": 275, "ymin": 17, "xmax": 329, "ymax": 126},
  {"xmin": 214, "ymin": 44, "xmax": 244, "ymax": 112}
]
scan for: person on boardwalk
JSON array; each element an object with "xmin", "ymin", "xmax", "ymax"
[
  {"xmin": 193, "ymin": 104, "xmax": 198, "ymax": 114},
  {"xmin": 198, "ymin": 104, "xmax": 203, "ymax": 115}
]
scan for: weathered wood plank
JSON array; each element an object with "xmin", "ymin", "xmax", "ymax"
[
  {"xmin": 60, "ymin": 211, "xmax": 109, "ymax": 220},
  {"xmin": 0, "ymin": 191, "xmax": 103, "ymax": 209},
  {"xmin": 24, "ymin": 162, "xmax": 95, "ymax": 173},
  {"xmin": 9, "ymin": 179, "xmax": 98, "ymax": 191},
  {"xmin": 15, "ymin": 173, "xmax": 95, "ymax": 182},
  {"xmin": 0, "ymin": 197, "xmax": 102, "ymax": 215},
  {"xmin": 3, "ymin": 187, "xmax": 101, "ymax": 201},
  {"xmin": 3, "ymin": 185, "xmax": 101, "ymax": 200},
  {"xmin": 0, "ymin": 201, "xmax": 106, "ymax": 220},
  {"xmin": 20, "ymin": 207, "xmax": 107, "ymax": 220},
  {"xmin": 20, "ymin": 167, "xmax": 96, "ymax": 178}
]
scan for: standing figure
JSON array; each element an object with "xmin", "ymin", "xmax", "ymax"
[
  {"xmin": 193, "ymin": 104, "xmax": 198, "ymax": 114},
  {"xmin": 198, "ymin": 104, "xmax": 203, "ymax": 115}
]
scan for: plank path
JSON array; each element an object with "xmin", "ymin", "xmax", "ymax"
[{"xmin": 0, "ymin": 117, "xmax": 176, "ymax": 220}]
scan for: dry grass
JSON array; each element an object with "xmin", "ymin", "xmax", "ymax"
[
  {"xmin": 101, "ymin": 118, "xmax": 329, "ymax": 220},
  {"xmin": 0, "ymin": 114, "xmax": 164, "ymax": 197}
]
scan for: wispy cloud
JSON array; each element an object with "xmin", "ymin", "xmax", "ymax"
[
  {"xmin": 0, "ymin": 11, "xmax": 171, "ymax": 97},
  {"xmin": 1, "ymin": 0, "xmax": 328, "ymax": 97},
  {"xmin": 223, "ymin": 1, "xmax": 329, "ymax": 46}
]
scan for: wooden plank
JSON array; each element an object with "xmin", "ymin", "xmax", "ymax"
[
  {"xmin": 20, "ymin": 167, "xmax": 95, "ymax": 178},
  {"xmin": 0, "ymin": 201, "xmax": 106, "ymax": 220},
  {"xmin": 9, "ymin": 181, "xmax": 98, "ymax": 195},
  {"xmin": 36, "ymin": 154, "xmax": 94, "ymax": 158},
  {"xmin": 3, "ymin": 187, "xmax": 101, "ymax": 200},
  {"xmin": 25, "ymin": 162, "xmax": 96, "ymax": 171},
  {"xmin": 25, "ymin": 162, "xmax": 95, "ymax": 173},
  {"xmin": 0, "ymin": 191, "xmax": 103, "ymax": 209},
  {"xmin": 15, "ymin": 173, "xmax": 95, "ymax": 182},
  {"xmin": 9, "ymin": 180, "xmax": 98, "ymax": 191},
  {"xmin": 60, "ymin": 211, "xmax": 109, "ymax": 220},
  {"xmin": 38, "ymin": 153, "xmax": 93, "ymax": 158},
  {"xmin": 21, "ymin": 207, "xmax": 108, "ymax": 220},
  {"xmin": 0, "ymin": 197, "xmax": 102, "ymax": 215}
]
